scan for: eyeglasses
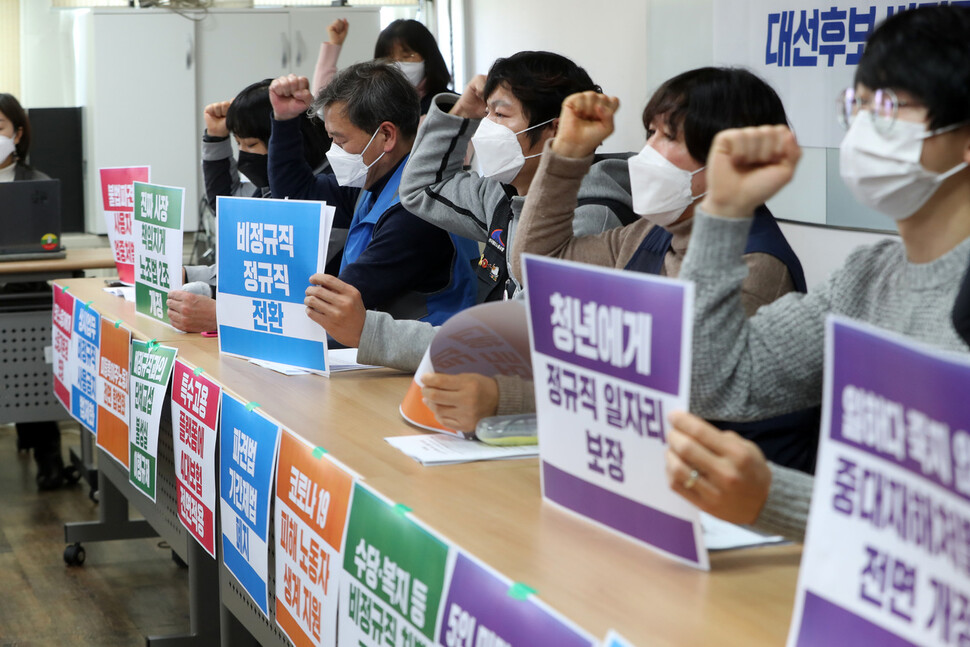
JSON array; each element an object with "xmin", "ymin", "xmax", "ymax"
[{"xmin": 837, "ymin": 87, "xmax": 923, "ymax": 135}]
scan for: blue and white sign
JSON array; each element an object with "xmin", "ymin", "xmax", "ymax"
[
  {"xmin": 70, "ymin": 299, "xmax": 101, "ymax": 433},
  {"xmin": 522, "ymin": 255, "xmax": 706, "ymax": 569},
  {"xmin": 220, "ymin": 393, "xmax": 282, "ymax": 618},
  {"xmin": 217, "ymin": 196, "xmax": 333, "ymax": 374},
  {"xmin": 713, "ymin": 1, "xmax": 968, "ymax": 147},
  {"xmin": 789, "ymin": 317, "xmax": 970, "ymax": 646}
]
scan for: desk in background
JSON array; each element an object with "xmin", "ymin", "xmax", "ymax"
[
  {"xmin": 1, "ymin": 248, "xmax": 117, "ymax": 424},
  {"xmin": 55, "ymin": 277, "xmax": 803, "ymax": 647}
]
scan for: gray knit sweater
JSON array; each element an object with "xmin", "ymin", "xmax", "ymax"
[{"xmin": 681, "ymin": 209, "xmax": 970, "ymax": 542}]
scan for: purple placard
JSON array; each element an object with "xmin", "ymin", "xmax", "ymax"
[
  {"xmin": 829, "ymin": 322, "xmax": 970, "ymax": 501},
  {"xmin": 524, "ymin": 255, "xmax": 684, "ymax": 395},
  {"xmin": 796, "ymin": 592, "xmax": 913, "ymax": 647},
  {"xmin": 543, "ymin": 463, "xmax": 698, "ymax": 563},
  {"xmin": 438, "ymin": 552, "xmax": 592, "ymax": 647}
]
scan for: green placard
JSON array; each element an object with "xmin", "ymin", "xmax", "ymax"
[
  {"xmin": 134, "ymin": 182, "xmax": 184, "ymax": 325},
  {"xmin": 343, "ymin": 484, "xmax": 449, "ymax": 641},
  {"xmin": 128, "ymin": 339, "xmax": 177, "ymax": 502},
  {"xmin": 134, "ymin": 182, "xmax": 183, "ymax": 230}
]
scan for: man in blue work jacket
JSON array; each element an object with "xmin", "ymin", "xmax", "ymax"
[{"xmin": 268, "ymin": 63, "xmax": 478, "ymax": 329}]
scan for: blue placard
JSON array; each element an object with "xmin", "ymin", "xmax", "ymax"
[
  {"xmin": 216, "ymin": 196, "xmax": 330, "ymax": 372},
  {"xmin": 70, "ymin": 299, "xmax": 101, "ymax": 432},
  {"xmin": 220, "ymin": 394, "xmax": 281, "ymax": 617}
]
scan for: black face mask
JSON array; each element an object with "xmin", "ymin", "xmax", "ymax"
[{"xmin": 237, "ymin": 151, "xmax": 269, "ymax": 189}]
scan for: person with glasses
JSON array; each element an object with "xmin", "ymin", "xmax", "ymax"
[{"xmin": 661, "ymin": 4, "xmax": 970, "ymax": 541}]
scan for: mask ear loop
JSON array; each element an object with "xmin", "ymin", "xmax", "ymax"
[
  {"xmin": 688, "ymin": 166, "xmax": 707, "ymax": 202},
  {"xmin": 361, "ymin": 126, "xmax": 387, "ymax": 170},
  {"xmin": 515, "ymin": 117, "xmax": 557, "ymax": 160}
]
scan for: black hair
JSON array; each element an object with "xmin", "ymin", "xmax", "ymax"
[
  {"xmin": 312, "ymin": 61, "xmax": 420, "ymax": 140},
  {"xmin": 642, "ymin": 67, "xmax": 789, "ymax": 164},
  {"xmin": 226, "ymin": 79, "xmax": 273, "ymax": 143},
  {"xmin": 483, "ymin": 51, "xmax": 601, "ymax": 146},
  {"xmin": 0, "ymin": 92, "xmax": 31, "ymax": 163},
  {"xmin": 374, "ymin": 19, "xmax": 452, "ymax": 97},
  {"xmin": 855, "ymin": 5, "xmax": 970, "ymax": 130},
  {"xmin": 226, "ymin": 79, "xmax": 331, "ymax": 169}
]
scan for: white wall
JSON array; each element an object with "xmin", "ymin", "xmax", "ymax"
[
  {"xmin": 461, "ymin": 0, "xmax": 891, "ymax": 282},
  {"xmin": 463, "ymin": 0, "xmax": 649, "ymax": 152},
  {"xmin": 19, "ymin": 0, "xmax": 79, "ymax": 108}
]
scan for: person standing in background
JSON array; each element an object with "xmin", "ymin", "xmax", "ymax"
[
  {"xmin": 0, "ymin": 92, "xmax": 65, "ymax": 490},
  {"xmin": 313, "ymin": 18, "xmax": 454, "ymax": 115}
]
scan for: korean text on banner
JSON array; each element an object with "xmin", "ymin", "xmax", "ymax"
[
  {"xmin": 522, "ymin": 254, "xmax": 707, "ymax": 570},
  {"xmin": 789, "ymin": 317, "xmax": 970, "ymax": 647},
  {"xmin": 339, "ymin": 484, "xmax": 449, "ymax": 647},
  {"xmin": 221, "ymin": 394, "xmax": 282, "ymax": 617},
  {"xmin": 400, "ymin": 301, "xmax": 532, "ymax": 435},
  {"xmin": 172, "ymin": 360, "xmax": 221, "ymax": 558},
  {"xmin": 133, "ymin": 181, "xmax": 184, "ymax": 326},
  {"xmin": 439, "ymin": 551, "xmax": 595, "ymax": 647},
  {"xmin": 100, "ymin": 166, "xmax": 149, "ymax": 284},
  {"xmin": 97, "ymin": 319, "xmax": 131, "ymax": 468},
  {"xmin": 275, "ymin": 430, "xmax": 355, "ymax": 647},
  {"xmin": 129, "ymin": 339, "xmax": 177, "ymax": 502},
  {"xmin": 70, "ymin": 299, "xmax": 101, "ymax": 433},
  {"xmin": 713, "ymin": 1, "xmax": 921, "ymax": 148},
  {"xmin": 216, "ymin": 196, "xmax": 333, "ymax": 374},
  {"xmin": 52, "ymin": 284, "xmax": 75, "ymax": 411}
]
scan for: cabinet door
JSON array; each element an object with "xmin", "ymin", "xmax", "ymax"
[
  {"xmin": 84, "ymin": 11, "xmax": 198, "ymax": 232},
  {"xmin": 195, "ymin": 10, "xmax": 290, "ymax": 110},
  {"xmin": 287, "ymin": 7, "xmax": 382, "ymax": 83}
]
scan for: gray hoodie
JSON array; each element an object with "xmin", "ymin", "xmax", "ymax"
[{"xmin": 357, "ymin": 93, "xmax": 633, "ymax": 375}]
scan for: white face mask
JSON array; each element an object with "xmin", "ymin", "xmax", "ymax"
[
  {"xmin": 393, "ymin": 60, "xmax": 425, "ymax": 88},
  {"xmin": 839, "ymin": 115, "xmax": 969, "ymax": 221},
  {"xmin": 326, "ymin": 127, "xmax": 385, "ymax": 188},
  {"xmin": 471, "ymin": 117, "xmax": 554, "ymax": 185},
  {"xmin": 0, "ymin": 135, "xmax": 15, "ymax": 164},
  {"xmin": 627, "ymin": 144, "xmax": 705, "ymax": 226}
]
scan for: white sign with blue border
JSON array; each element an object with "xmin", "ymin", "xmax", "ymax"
[
  {"xmin": 70, "ymin": 299, "xmax": 101, "ymax": 433},
  {"xmin": 216, "ymin": 196, "xmax": 333, "ymax": 374},
  {"xmin": 220, "ymin": 393, "xmax": 282, "ymax": 618}
]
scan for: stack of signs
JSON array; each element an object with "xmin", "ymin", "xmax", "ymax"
[
  {"xmin": 400, "ymin": 301, "xmax": 532, "ymax": 434},
  {"xmin": 522, "ymin": 255, "xmax": 707, "ymax": 569},
  {"xmin": 129, "ymin": 339, "xmax": 178, "ymax": 501},
  {"xmin": 275, "ymin": 431, "xmax": 355, "ymax": 647},
  {"xmin": 51, "ymin": 285, "xmax": 74, "ymax": 411},
  {"xmin": 338, "ymin": 484, "xmax": 449, "ymax": 647},
  {"xmin": 172, "ymin": 361, "xmax": 221, "ymax": 557},
  {"xmin": 216, "ymin": 196, "xmax": 333, "ymax": 374},
  {"xmin": 100, "ymin": 166, "xmax": 149, "ymax": 284},
  {"xmin": 220, "ymin": 394, "xmax": 282, "ymax": 617},
  {"xmin": 789, "ymin": 317, "xmax": 970, "ymax": 646},
  {"xmin": 70, "ymin": 300, "xmax": 101, "ymax": 433},
  {"xmin": 134, "ymin": 181, "xmax": 183, "ymax": 325},
  {"xmin": 96, "ymin": 318, "xmax": 131, "ymax": 467}
]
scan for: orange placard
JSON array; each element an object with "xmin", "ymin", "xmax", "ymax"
[
  {"xmin": 275, "ymin": 429, "xmax": 355, "ymax": 647},
  {"xmin": 96, "ymin": 319, "xmax": 131, "ymax": 467}
]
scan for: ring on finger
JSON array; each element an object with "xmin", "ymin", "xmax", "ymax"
[{"xmin": 683, "ymin": 468, "xmax": 700, "ymax": 490}]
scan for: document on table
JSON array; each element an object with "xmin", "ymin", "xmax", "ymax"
[
  {"xmin": 249, "ymin": 349, "xmax": 380, "ymax": 376},
  {"xmin": 328, "ymin": 347, "xmax": 382, "ymax": 372},
  {"xmin": 700, "ymin": 512, "xmax": 787, "ymax": 550},
  {"xmin": 104, "ymin": 286, "xmax": 135, "ymax": 302},
  {"xmin": 386, "ymin": 433, "xmax": 540, "ymax": 466}
]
